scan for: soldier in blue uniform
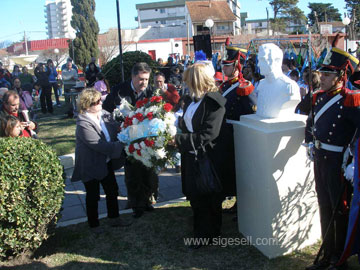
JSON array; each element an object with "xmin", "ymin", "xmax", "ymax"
[
  {"xmin": 217, "ymin": 40, "xmax": 256, "ymax": 211},
  {"xmin": 305, "ymin": 46, "xmax": 360, "ymax": 270}
]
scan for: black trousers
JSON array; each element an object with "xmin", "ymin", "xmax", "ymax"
[
  {"xmin": 50, "ymin": 82, "xmax": 60, "ymax": 104},
  {"xmin": 190, "ymin": 193, "xmax": 223, "ymax": 239},
  {"xmin": 83, "ymin": 163, "xmax": 119, "ymax": 227},
  {"xmin": 124, "ymin": 160, "xmax": 158, "ymax": 211},
  {"xmin": 40, "ymin": 85, "xmax": 53, "ymax": 113},
  {"xmin": 314, "ymin": 149, "xmax": 350, "ymax": 260}
]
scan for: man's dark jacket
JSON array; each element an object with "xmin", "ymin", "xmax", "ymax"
[{"xmin": 102, "ymin": 80, "xmax": 154, "ymax": 112}]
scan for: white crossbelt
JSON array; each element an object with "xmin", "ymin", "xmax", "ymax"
[
  {"xmin": 314, "ymin": 140, "xmax": 344, "ymax": 152},
  {"xmin": 222, "ymin": 82, "xmax": 239, "ymax": 97},
  {"xmin": 314, "ymin": 94, "xmax": 342, "ymax": 124}
]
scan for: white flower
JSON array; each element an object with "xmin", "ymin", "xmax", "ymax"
[
  {"xmin": 155, "ymin": 136, "xmax": 165, "ymax": 148},
  {"xmin": 140, "ymin": 141, "xmax": 146, "ymax": 148},
  {"xmin": 134, "ymin": 143, "xmax": 140, "ymax": 150},
  {"xmin": 129, "ymin": 111, "xmax": 135, "ymax": 118},
  {"xmin": 155, "ymin": 148, "xmax": 166, "ymax": 159},
  {"xmin": 164, "ymin": 112, "xmax": 176, "ymax": 125},
  {"xmin": 168, "ymin": 125, "xmax": 177, "ymax": 136}
]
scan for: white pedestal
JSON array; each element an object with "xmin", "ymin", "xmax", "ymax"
[{"xmin": 230, "ymin": 114, "xmax": 320, "ymax": 259}]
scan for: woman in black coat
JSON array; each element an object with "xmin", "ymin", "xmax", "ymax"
[{"xmin": 175, "ymin": 63, "xmax": 226, "ymax": 249}]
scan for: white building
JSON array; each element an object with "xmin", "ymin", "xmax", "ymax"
[
  {"xmin": 136, "ymin": 0, "xmax": 240, "ymax": 34},
  {"xmin": 136, "ymin": 0, "xmax": 187, "ymax": 28},
  {"xmin": 227, "ymin": 0, "xmax": 241, "ymax": 35},
  {"xmin": 44, "ymin": 0, "xmax": 76, "ymax": 39}
]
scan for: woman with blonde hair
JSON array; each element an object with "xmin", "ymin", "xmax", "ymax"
[
  {"xmin": 71, "ymin": 89, "xmax": 131, "ymax": 234},
  {"xmin": 175, "ymin": 63, "xmax": 226, "ymax": 249}
]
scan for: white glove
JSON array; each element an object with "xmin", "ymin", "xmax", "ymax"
[
  {"xmin": 303, "ymin": 142, "xmax": 314, "ymax": 161},
  {"xmin": 344, "ymin": 162, "xmax": 354, "ymax": 182}
]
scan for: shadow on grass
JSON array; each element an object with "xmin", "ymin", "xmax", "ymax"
[{"xmin": 0, "ymin": 203, "xmax": 328, "ymax": 270}]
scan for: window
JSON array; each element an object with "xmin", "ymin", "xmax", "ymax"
[
  {"xmin": 155, "ymin": 21, "xmax": 158, "ymax": 24},
  {"xmin": 160, "ymin": 8, "xmax": 165, "ymax": 13},
  {"xmin": 155, "ymin": 9, "xmax": 158, "ymax": 11},
  {"xmin": 259, "ymin": 22, "xmax": 262, "ymax": 27},
  {"xmin": 160, "ymin": 20, "xmax": 166, "ymax": 24}
]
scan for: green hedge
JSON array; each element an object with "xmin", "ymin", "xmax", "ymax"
[
  {"xmin": 0, "ymin": 138, "xmax": 65, "ymax": 259},
  {"xmin": 102, "ymin": 51, "xmax": 159, "ymax": 87}
]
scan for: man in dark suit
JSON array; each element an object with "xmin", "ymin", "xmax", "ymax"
[
  {"xmin": 219, "ymin": 41, "xmax": 256, "ymax": 214},
  {"xmin": 305, "ymin": 46, "xmax": 360, "ymax": 270},
  {"xmin": 103, "ymin": 62, "xmax": 157, "ymax": 218}
]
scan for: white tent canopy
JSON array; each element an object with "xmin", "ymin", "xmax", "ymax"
[{"xmin": 9, "ymin": 55, "xmax": 38, "ymax": 66}]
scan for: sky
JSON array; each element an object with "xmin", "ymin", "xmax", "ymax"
[{"xmin": 0, "ymin": 0, "xmax": 348, "ymax": 43}]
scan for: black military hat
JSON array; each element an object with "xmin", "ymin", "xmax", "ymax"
[
  {"xmin": 319, "ymin": 47, "xmax": 359, "ymax": 75},
  {"xmin": 222, "ymin": 46, "xmax": 247, "ymax": 65}
]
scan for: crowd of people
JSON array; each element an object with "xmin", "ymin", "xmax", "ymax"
[{"xmin": 1, "ymin": 34, "xmax": 360, "ymax": 270}]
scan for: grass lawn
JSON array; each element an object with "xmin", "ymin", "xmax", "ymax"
[
  {"xmin": 35, "ymin": 98, "xmax": 76, "ymax": 156},
  {"xmin": 1, "ymin": 201, "xmax": 359, "ymax": 270}
]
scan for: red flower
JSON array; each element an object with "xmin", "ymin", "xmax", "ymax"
[
  {"xmin": 123, "ymin": 116, "xmax": 133, "ymax": 128},
  {"xmin": 128, "ymin": 144, "xmax": 135, "ymax": 153},
  {"xmin": 150, "ymin": 96, "xmax": 163, "ymax": 103},
  {"xmin": 134, "ymin": 113, "xmax": 144, "ymax": 122},
  {"xmin": 136, "ymin": 149, "xmax": 142, "ymax": 156},
  {"xmin": 163, "ymin": 103, "xmax": 173, "ymax": 112},
  {"xmin": 136, "ymin": 100, "xmax": 144, "ymax": 108},
  {"xmin": 144, "ymin": 138, "xmax": 155, "ymax": 147},
  {"xmin": 143, "ymin": 98, "xmax": 149, "ymax": 104},
  {"xmin": 147, "ymin": 112, "xmax": 154, "ymax": 120}
]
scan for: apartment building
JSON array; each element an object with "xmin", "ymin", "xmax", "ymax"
[
  {"xmin": 44, "ymin": 0, "xmax": 76, "ymax": 39},
  {"xmin": 136, "ymin": 0, "xmax": 240, "ymax": 34}
]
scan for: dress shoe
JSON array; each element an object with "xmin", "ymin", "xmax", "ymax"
[
  {"xmin": 145, "ymin": 205, "xmax": 155, "ymax": 212},
  {"xmin": 133, "ymin": 209, "xmax": 144, "ymax": 218},
  {"xmin": 328, "ymin": 262, "xmax": 348, "ymax": 270},
  {"xmin": 305, "ymin": 258, "xmax": 330, "ymax": 270},
  {"xmin": 109, "ymin": 218, "xmax": 133, "ymax": 227}
]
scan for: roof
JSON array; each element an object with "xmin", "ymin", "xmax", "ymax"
[
  {"xmin": 318, "ymin": 21, "xmax": 346, "ymax": 27},
  {"xmin": 186, "ymin": 1, "xmax": 236, "ymax": 23},
  {"xmin": 136, "ymin": 0, "xmax": 185, "ymax": 10},
  {"xmin": 245, "ymin": 19, "xmax": 268, "ymax": 23}
]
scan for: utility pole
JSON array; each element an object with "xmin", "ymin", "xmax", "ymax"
[
  {"xmin": 314, "ymin": 11, "xmax": 320, "ymax": 33},
  {"xmin": 24, "ymin": 31, "xmax": 28, "ymax": 55},
  {"xmin": 116, "ymin": 0, "xmax": 124, "ymax": 83},
  {"xmin": 266, "ymin": 8, "xmax": 270, "ymax": 36},
  {"xmin": 186, "ymin": 15, "xmax": 190, "ymax": 56}
]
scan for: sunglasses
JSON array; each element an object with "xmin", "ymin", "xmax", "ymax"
[{"xmin": 91, "ymin": 99, "xmax": 101, "ymax": 106}]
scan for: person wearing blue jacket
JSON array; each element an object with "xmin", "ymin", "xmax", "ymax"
[{"xmin": 47, "ymin": 59, "xmax": 60, "ymax": 106}]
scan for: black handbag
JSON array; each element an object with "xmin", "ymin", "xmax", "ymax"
[{"xmin": 190, "ymin": 134, "xmax": 222, "ymax": 195}]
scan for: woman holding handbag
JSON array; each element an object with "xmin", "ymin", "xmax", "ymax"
[{"xmin": 175, "ymin": 63, "xmax": 226, "ymax": 249}]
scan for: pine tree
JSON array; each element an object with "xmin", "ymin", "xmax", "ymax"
[
  {"xmin": 308, "ymin": 3, "xmax": 341, "ymax": 26},
  {"xmin": 70, "ymin": 0, "xmax": 99, "ymax": 70}
]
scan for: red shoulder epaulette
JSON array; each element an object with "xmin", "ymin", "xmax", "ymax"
[
  {"xmin": 312, "ymin": 89, "xmax": 325, "ymax": 105},
  {"xmin": 236, "ymin": 82, "xmax": 254, "ymax": 96},
  {"xmin": 343, "ymin": 88, "xmax": 360, "ymax": 107}
]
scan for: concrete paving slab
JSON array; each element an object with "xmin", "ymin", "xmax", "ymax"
[{"xmin": 60, "ymin": 204, "xmax": 86, "ymax": 222}]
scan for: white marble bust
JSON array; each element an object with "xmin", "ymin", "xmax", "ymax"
[{"xmin": 256, "ymin": 43, "xmax": 301, "ymax": 118}]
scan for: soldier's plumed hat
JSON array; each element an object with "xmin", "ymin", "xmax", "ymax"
[
  {"xmin": 319, "ymin": 34, "xmax": 359, "ymax": 75},
  {"xmin": 319, "ymin": 47, "xmax": 359, "ymax": 74},
  {"xmin": 222, "ymin": 37, "xmax": 247, "ymax": 65}
]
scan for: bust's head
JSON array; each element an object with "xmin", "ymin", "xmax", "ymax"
[{"xmin": 258, "ymin": 43, "xmax": 283, "ymax": 77}]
